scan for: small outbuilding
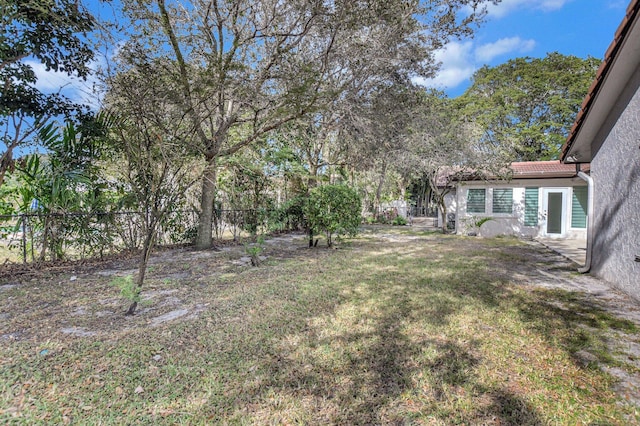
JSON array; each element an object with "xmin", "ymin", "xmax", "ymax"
[{"xmin": 454, "ymin": 161, "xmax": 589, "ymax": 239}]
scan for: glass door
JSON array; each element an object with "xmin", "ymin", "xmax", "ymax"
[{"xmin": 542, "ymin": 189, "xmax": 568, "ymax": 236}]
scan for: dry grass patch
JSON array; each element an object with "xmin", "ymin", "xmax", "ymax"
[{"xmin": 1, "ymin": 228, "xmax": 639, "ymax": 424}]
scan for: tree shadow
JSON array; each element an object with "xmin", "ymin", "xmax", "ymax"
[
  {"xmin": 186, "ymin": 235, "xmax": 636, "ymax": 423},
  {"xmin": 512, "ymin": 287, "xmax": 637, "ymax": 367},
  {"xmin": 249, "ymin": 279, "xmax": 425, "ymax": 424},
  {"xmin": 426, "ymin": 340, "xmax": 542, "ymax": 425},
  {"xmin": 198, "ymin": 251, "xmax": 546, "ymax": 423},
  {"xmin": 589, "ymin": 159, "xmax": 640, "ymax": 296}
]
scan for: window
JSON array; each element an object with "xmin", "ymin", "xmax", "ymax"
[
  {"xmin": 524, "ymin": 187, "xmax": 539, "ymax": 226},
  {"xmin": 467, "ymin": 189, "xmax": 486, "ymax": 213},
  {"xmin": 571, "ymin": 186, "xmax": 588, "ymax": 228},
  {"xmin": 492, "ymin": 188, "xmax": 513, "ymax": 214}
]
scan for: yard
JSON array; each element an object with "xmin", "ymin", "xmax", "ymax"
[{"xmin": 1, "ymin": 226, "xmax": 639, "ymax": 424}]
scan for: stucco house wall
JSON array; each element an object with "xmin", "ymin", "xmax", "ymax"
[
  {"xmin": 455, "ymin": 178, "xmax": 588, "ymax": 239},
  {"xmin": 561, "ymin": 0, "xmax": 640, "ymax": 300},
  {"xmin": 588, "ymin": 72, "xmax": 640, "ymax": 296}
]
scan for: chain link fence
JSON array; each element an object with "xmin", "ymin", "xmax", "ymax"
[{"xmin": 0, "ymin": 208, "xmax": 304, "ymax": 265}]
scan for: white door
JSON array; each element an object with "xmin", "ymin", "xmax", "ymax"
[{"xmin": 542, "ymin": 189, "xmax": 568, "ymax": 237}]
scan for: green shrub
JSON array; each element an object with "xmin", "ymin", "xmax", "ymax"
[
  {"xmin": 304, "ymin": 184, "xmax": 361, "ymax": 247},
  {"xmin": 244, "ymin": 235, "xmax": 265, "ymax": 266},
  {"xmin": 474, "ymin": 217, "xmax": 493, "ymax": 228},
  {"xmin": 392, "ymin": 215, "xmax": 407, "ymax": 226},
  {"xmin": 266, "ymin": 197, "xmax": 306, "ymax": 232}
]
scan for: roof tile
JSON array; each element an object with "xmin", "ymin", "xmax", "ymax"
[
  {"xmin": 562, "ymin": 0, "xmax": 640, "ymax": 161},
  {"xmin": 510, "ymin": 160, "xmax": 589, "ymax": 178}
]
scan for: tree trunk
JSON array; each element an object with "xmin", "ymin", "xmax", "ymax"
[
  {"xmin": 439, "ymin": 201, "xmax": 447, "ymax": 234},
  {"xmin": 374, "ymin": 161, "xmax": 387, "ymax": 219},
  {"xmin": 307, "ymin": 163, "xmax": 319, "ymax": 248},
  {"xmin": 427, "ymin": 174, "xmax": 449, "ymax": 234},
  {"xmin": 0, "ymin": 150, "xmax": 13, "ymax": 189},
  {"xmin": 196, "ymin": 160, "xmax": 217, "ymax": 249},
  {"xmin": 125, "ymin": 230, "xmax": 155, "ymax": 316}
]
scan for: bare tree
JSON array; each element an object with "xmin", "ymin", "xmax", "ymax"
[
  {"xmin": 106, "ymin": 0, "xmax": 498, "ymax": 248},
  {"xmin": 105, "ymin": 61, "xmax": 200, "ymax": 315}
]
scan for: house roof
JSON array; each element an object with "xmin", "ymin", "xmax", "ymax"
[
  {"xmin": 561, "ymin": 0, "xmax": 640, "ymax": 163},
  {"xmin": 451, "ymin": 161, "xmax": 589, "ymax": 183},
  {"xmin": 510, "ymin": 160, "xmax": 589, "ymax": 179}
]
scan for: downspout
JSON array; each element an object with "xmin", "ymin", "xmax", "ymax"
[{"xmin": 577, "ymin": 168, "xmax": 594, "ymax": 273}]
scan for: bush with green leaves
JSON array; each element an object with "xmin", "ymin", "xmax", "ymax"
[
  {"xmin": 304, "ymin": 184, "xmax": 361, "ymax": 247},
  {"xmin": 244, "ymin": 235, "xmax": 266, "ymax": 266},
  {"xmin": 392, "ymin": 215, "xmax": 407, "ymax": 226},
  {"xmin": 266, "ymin": 196, "xmax": 306, "ymax": 232},
  {"xmin": 15, "ymin": 121, "xmax": 113, "ymax": 261}
]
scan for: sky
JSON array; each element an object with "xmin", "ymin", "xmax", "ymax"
[
  {"xmin": 421, "ymin": 0, "xmax": 630, "ymax": 97},
  {"xmin": 29, "ymin": 0, "xmax": 632, "ymax": 103}
]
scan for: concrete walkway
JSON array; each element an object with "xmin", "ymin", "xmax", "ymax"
[
  {"xmin": 409, "ymin": 216, "xmax": 439, "ymax": 228},
  {"xmin": 536, "ymin": 237, "xmax": 587, "ymax": 266}
]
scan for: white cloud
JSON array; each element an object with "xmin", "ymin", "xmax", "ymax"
[
  {"xmin": 480, "ymin": 0, "xmax": 571, "ymax": 18},
  {"xmin": 606, "ymin": 0, "xmax": 628, "ymax": 9},
  {"xmin": 474, "ymin": 37, "xmax": 536, "ymax": 62},
  {"xmin": 538, "ymin": 0, "xmax": 572, "ymax": 11},
  {"xmin": 418, "ymin": 36, "xmax": 537, "ymax": 91},
  {"xmin": 25, "ymin": 60, "xmax": 75, "ymax": 92},
  {"xmin": 415, "ymin": 41, "xmax": 476, "ymax": 89},
  {"xmin": 25, "ymin": 59, "xmax": 104, "ymax": 110}
]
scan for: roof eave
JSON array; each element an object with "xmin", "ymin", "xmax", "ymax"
[{"xmin": 562, "ymin": 0, "xmax": 640, "ymax": 164}]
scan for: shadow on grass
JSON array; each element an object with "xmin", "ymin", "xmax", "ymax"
[
  {"xmin": 513, "ymin": 288, "xmax": 638, "ymax": 367},
  {"xmin": 52, "ymin": 233, "xmax": 631, "ymax": 424},
  {"xmin": 4, "ymin": 231, "xmax": 639, "ymax": 424},
  {"xmin": 426, "ymin": 340, "xmax": 542, "ymax": 425},
  {"xmin": 189, "ymin": 244, "xmax": 550, "ymax": 423},
  {"xmin": 155, "ymin": 236, "xmax": 640, "ymax": 423}
]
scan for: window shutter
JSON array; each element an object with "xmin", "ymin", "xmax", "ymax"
[
  {"xmin": 492, "ymin": 189, "xmax": 513, "ymax": 214},
  {"xmin": 467, "ymin": 189, "xmax": 485, "ymax": 213},
  {"xmin": 571, "ymin": 186, "xmax": 588, "ymax": 229},
  {"xmin": 524, "ymin": 187, "xmax": 539, "ymax": 226}
]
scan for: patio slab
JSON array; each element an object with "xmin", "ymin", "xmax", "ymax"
[{"xmin": 536, "ymin": 237, "xmax": 587, "ymax": 266}]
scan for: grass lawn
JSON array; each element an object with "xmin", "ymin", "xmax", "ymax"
[{"xmin": 1, "ymin": 226, "xmax": 639, "ymax": 424}]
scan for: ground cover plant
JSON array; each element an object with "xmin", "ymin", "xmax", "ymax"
[{"xmin": 1, "ymin": 227, "xmax": 639, "ymax": 424}]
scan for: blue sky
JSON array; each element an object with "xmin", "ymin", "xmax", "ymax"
[
  {"xmin": 420, "ymin": 0, "xmax": 630, "ymax": 97},
  {"xmin": 30, "ymin": 0, "xmax": 631, "ymax": 103}
]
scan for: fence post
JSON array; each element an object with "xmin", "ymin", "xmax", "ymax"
[{"xmin": 21, "ymin": 215, "xmax": 26, "ymax": 264}]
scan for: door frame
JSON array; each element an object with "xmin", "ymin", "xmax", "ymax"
[{"xmin": 541, "ymin": 188, "xmax": 569, "ymax": 237}]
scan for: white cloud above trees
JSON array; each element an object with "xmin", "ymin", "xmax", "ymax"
[
  {"xmin": 481, "ymin": 0, "xmax": 572, "ymax": 18},
  {"xmin": 417, "ymin": 37, "xmax": 536, "ymax": 91},
  {"xmin": 414, "ymin": 41, "xmax": 474, "ymax": 89},
  {"xmin": 475, "ymin": 37, "xmax": 536, "ymax": 62},
  {"xmin": 25, "ymin": 58, "xmax": 103, "ymax": 110}
]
